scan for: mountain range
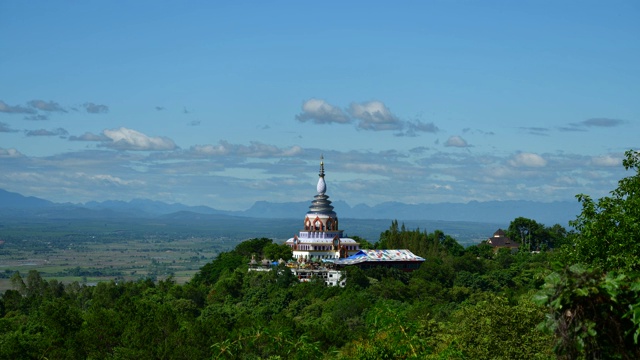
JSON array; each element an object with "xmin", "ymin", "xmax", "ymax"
[{"xmin": 0, "ymin": 188, "xmax": 581, "ymax": 226}]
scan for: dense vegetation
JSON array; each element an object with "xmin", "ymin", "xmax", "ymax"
[{"xmin": 1, "ymin": 150, "xmax": 639, "ymax": 359}]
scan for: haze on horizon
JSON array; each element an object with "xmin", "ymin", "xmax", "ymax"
[{"xmin": 1, "ymin": 1, "xmax": 638, "ymax": 211}]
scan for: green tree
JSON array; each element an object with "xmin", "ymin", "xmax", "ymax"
[
  {"xmin": 191, "ymin": 251, "xmax": 244, "ymax": 286},
  {"xmin": 351, "ymin": 235, "xmax": 374, "ymax": 249},
  {"xmin": 447, "ymin": 294, "xmax": 553, "ymax": 359},
  {"xmin": 263, "ymin": 242, "xmax": 293, "ymax": 261},
  {"xmin": 507, "ymin": 217, "xmax": 545, "ymax": 251},
  {"xmin": 233, "ymin": 237, "xmax": 273, "ymax": 258},
  {"xmin": 568, "ymin": 149, "xmax": 640, "ymax": 271},
  {"xmin": 535, "ymin": 265, "xmax": 640, "ymax": 359}
]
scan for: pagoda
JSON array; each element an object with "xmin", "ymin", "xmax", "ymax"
[{"xmin": 285, "ymin": 156, "xmax": 360, "ymax": 261}]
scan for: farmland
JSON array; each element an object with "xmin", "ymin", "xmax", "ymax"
[{"xmin": 0, "ymin": 218, "xmax": 245, "ymax": 292}]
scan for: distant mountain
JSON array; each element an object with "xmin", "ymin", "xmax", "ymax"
[
  {"xmin": 241, "ymin": 198, "xmax": 580, "ymax": 226},
  {"xmin": 336, "ymin": 200, "xmax": 582, "ymax": 226},
  {"xmin": 83, "ymin": 199, "xmax": 227, "ymax": 217},
  {"xmin": 0, "ymin": 188, "xmax": 580, "ymax": 225},
  {"xmin": 0, "ymin": 189, "xmax": 55, "ymax": 209}
]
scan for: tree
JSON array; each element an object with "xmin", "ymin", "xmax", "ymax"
[
  {"xmin": 447, "ymin": 294, "xmax": 553, "ymax": 359},
  {"xmin": 535, "ymin": 150, "xmax": 640, "ymax": 358},
  {"xmin": 507, "ymin": 217, "xmax": 544, "ymax": 251},
  {"xmin": 535, "ymin": 265, "xmax": 640, "ymax": 359},
  {"xmin": 351, "ymin": 235, "xmax": 374, "ymax": 249},
  {"xmin": 191, "ymin": 251, "xmax": 244, "ymax": 286},
  {"xmin": 568, "ymin": 149, "xmax": 640, "ymax": 272},
  {"xmin": 263, "ymin": 242, "xmax": 293, "ymax": 261},
  {"xmin": 233, "ymin": 237, "xmax": 273, "ymax": 258}
]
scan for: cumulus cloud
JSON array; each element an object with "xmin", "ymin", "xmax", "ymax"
[
  {"xmin": 83, "ymin": 102, "xmax": 109, "ymax": 114},
  {"xmin": 0, "ymin": 100, "xmax": 35, "ymax": 114},
  {"xmin": 69, "ymin": 132, "xmax": 109, "ymax": 141},
  {"xmin": 0, "ymin": 122, "xmax": 18, "ymax": 133},
  {"xmin": 444, "ymin": 135, "xmax": 470, "ymax": 148},
  {"xmin": 350, "ymin": 101, "xmax": 402, "ymax": 131},
  {"xmin": 191, "ymin": 140, "xmax": 303, "ymax": 158},
  {"xmin": 590, "ymin": 154, "xmax": 620, "ymax": 167},
  {"xmin": 100, "ymin": 127, "xmax": 177, "ymax": 151},
  {"xmin": 28, "ymin": 99, "xmax": 67, "ymax": 112},
  {"xmin": 0, "ymin": 147, "xmax": 23, "ymax": 158},
  {"xmin": 508, "ymin": 152, "xmax": 547, "ymax": 167},
  {"xmin": 295, "ymin": 99, "xmax": 350, "ymax": 124},
  {"xmin": 296, "ymin": 98, "xmax": 439, "ymax": 136},
  {"xmin": 25, "ymin": 128, "xmax": 69, "ymax": 137}
]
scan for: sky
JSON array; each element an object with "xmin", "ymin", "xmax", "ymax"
[{"xmin": 1, "ymin": 1, "xmax": 638, "ymax": 211}]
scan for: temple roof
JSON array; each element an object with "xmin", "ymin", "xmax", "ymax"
[{"xmin": 334, "ymin": 249, "xmax": 425, "ymax": 265}]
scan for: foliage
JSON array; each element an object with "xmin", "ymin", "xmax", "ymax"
[
  {"xmin": 191, "ymin": 251, "xmax": 245, "ymax": 286},
  {"xmin": 263, "ymin": 242, "xmax": 293, "ymax": 261},
  {"xmin": 192, "ymin": 237, "xmax": 282, "ymax": 285},
  {"xmin": 568, "ymin": 150, "xmax": 640, "ymax": 272},
  {"xmin": 446, "ymin": 293, "xmax": 553, "ymax": 359},
  {"xmin": 535, "ymin": 265, "xmax": 640, "ymax": 359},
  {"xmin": 377, "ymin": 220, "xmax": 464, "ymax": 257},
  {"xmin": 233, "ymin": 237, "xmax": 274, "ymax": 258},
  {"xmin": 343, "ymin": 301, "xmax": 438, "ymax": 359},
  {"xmin": 506, "ymin": 217, "xmax": 568, "ymax": 251},
  {"xmin": 534, "ymin": 150, "xmax": 640, "ymax": 359},
  {"xmin": 351, "ymin": 235, "xmax": 374, "ymax": 249}
]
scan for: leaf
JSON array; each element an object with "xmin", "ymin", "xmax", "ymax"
[{"xmin": 531, "ymin": 293, "xmax": 548, "ymax": 306}]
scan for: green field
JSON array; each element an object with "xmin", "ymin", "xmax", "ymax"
[{"xmin": 0, "ymin": 218, "xmax": 246, "ymax": 292}]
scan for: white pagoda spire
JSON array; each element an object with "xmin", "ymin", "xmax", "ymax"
[{"xmin": 316, "ymin": 154, "xmax": 326, "ymax": 194}]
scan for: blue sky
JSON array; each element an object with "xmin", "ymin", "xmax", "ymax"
[{"xmin": 1, "ymin": 1, "xmax": 638, "ymax": 211}]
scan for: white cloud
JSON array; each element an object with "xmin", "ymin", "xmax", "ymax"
[
  {"xmin": 349, "ymin": 101, "xmax": 402, "ymax": 131},
  {"xmin": 296, "ymin": 99, "xmax": 438, "ymax": 136},
  {"xmin": 590, "ymin": 154, "xmax": 620, "ymax": 167},
  {"xmin": 191, "ymin": 140, "xmax": 303, "ymax": 158},
  {"xmin": 508, "ymin": 153, "xmax": 547, "ymax": 167},
  {"xmin": 101, "ymin": 127, "xmax": 177, "ymax": 151},
  {"xmin": 76, "ymin": 172, "xmax": 145, "ymax": 186},
  {"xmin": 444, "ymin": 135, "xmax": 470, "ymax": 148},
  {"xmin": 0, "ymin": 147, "xmax": 23, "ymax": 158},
  {"xmin": 295, "ymin": 99, "xmax": 350, "ymax": 124}
]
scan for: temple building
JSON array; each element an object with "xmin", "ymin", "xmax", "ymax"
[
  {"xmin": 285, "ymin": 157, "xmax": 360, "ymax": 261},
  {"xmin": 486, "ymin": 229, "xmax": 520, "ymax": 252}
]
